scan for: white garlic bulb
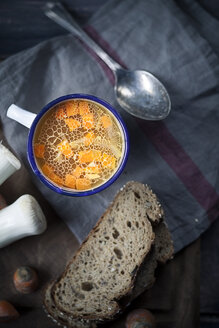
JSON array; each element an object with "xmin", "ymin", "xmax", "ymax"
[
  {"xmin": 0, "ymin": 143, "xmax": 21, "ymax": 185},
  {"xmin": 0, "ymin": 194, "xmax": 47, "ymax": 248}
]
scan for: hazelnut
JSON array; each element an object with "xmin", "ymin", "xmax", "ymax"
[
  {"xmin": 126, "ymin": 308, "xmax": 156, "ymax": 328},
  {"xmin": 13, "ymin": 266, "xmax": 39, "ymax": 294},
  {"xmin": 0, "ymin": 300, "xmax": 19, "ymax": 322}
]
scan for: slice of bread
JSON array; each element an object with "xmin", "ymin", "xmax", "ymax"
[
  {"xmin": 51, "ymin": 182, "xmax": 165, "ymax": 320},
  {"xmin": 126, "ymin": 222, "xmax": 174, "ymax": 304},
  {"xmin": 44, "ymin": 222, "xmax": 173, "ymax": 327}
]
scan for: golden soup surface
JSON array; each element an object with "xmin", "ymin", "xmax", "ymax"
[{"xmin": 33, "ymin": 99, "xmax": 123, "ymax": 191}]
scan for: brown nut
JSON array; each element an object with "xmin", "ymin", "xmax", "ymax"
[
  {"xmin": 13, "ymin": 266, "xmax": 39, "ymax": 294},
  {"xmin": 0, "ymin": 300, "xmax": 19, "ymax": 322},
  {"xmin": 0, "ymin": 194, "xmax": 7, "ymax": 210},
  {"xmin": 125, "ymin": 308, "xmax": 156, "ymax": 328}
]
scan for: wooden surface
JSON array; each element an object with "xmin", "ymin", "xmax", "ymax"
[
  {"xmin": 0, "ymin": 164, "xmax": 200, "ymax": 328},
  {"xmin": 0, "ymin": 133, "xmax": 80, "ymax": 328}
]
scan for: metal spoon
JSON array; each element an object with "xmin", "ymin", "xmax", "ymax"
[{"xmin": 44, "ymin": 2, "xmax": 171, "ymax": 120}]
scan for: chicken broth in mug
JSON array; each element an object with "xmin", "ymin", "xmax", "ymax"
[{"xmin": 33, "ymin": 99, "xmax": 123, "ymax": 191}]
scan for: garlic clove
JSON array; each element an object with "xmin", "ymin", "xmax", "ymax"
[
  {"xmin": 0, "ymin": 143, "xmax": 21, "ymax": 185},
  {"xmin": 0, "ymin": 194, "xmax": 47, "ymax": 248}
]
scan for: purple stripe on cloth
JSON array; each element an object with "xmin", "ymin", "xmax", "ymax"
[
  {"xmin": 82, "ymin": 28, "xmax": 115, "ymax": 84},
  {"xmin": 137, "ymin": 120, "xmax": 219, "ymax": 222},
  {"xmin": 85, "ymin": 25, "xmax": 219, "ymax": 222}
]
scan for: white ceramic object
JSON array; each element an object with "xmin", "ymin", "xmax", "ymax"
[
  {"xmin": 0, "ymin": 194, "xmax": 47, "ymax": 248},
  {"xmin": 7, "ymin": 104, "xmax": 37, "ymax": 129},
  {"xmin": 0, "ymin": 143, "xmax": 21, "ymax": 185}
]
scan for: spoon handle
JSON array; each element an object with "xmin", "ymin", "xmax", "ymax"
[{"xmin": 43, "ymin": 2, "xmax": 122, "ymax": 73}]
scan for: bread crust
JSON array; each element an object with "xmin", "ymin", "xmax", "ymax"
[{"xmin": 44, "ymin": 281, "xmax": 98, "ymax": 328}]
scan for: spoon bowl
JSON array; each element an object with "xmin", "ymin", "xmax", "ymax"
[
  {"xmin": 115, "ymin": 69, "xmax": 171, "ymax": 120},
  {"xmin": 44, "ymin": 2, "xmax": 171, "ymax": 121}
]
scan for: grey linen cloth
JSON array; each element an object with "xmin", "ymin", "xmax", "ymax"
[{"xmin": 0, "ymin": 0, "xmax": 219, "ymax": 253}]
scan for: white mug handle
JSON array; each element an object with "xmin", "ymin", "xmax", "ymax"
[{"xmin": 7, "ymin": 104, "xmax": 37, "ymax": 129}]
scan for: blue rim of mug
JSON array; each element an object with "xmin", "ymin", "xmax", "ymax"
[{"xmin": 27, "ymin": 94, "xmax": 129, "ymax": 196}]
